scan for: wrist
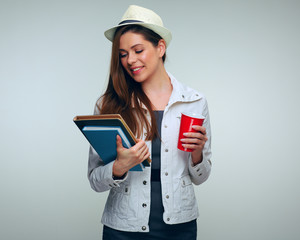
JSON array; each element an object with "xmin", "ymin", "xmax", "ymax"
[
  {"xmin": 191, "ymin": 151, "xmax": 203, "ymax": 165},
  {"xmin": 113, "ymin": 160, "xmax": 127, "ymax": 177},
  {"xmin": 113, "ymin": 172, "xmax": 127, "ymax": 180}
]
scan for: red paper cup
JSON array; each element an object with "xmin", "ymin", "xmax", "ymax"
[{"xmin": 177, "ymin": 112, "xmax": 205, "ymax": 152}]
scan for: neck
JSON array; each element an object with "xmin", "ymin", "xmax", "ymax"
[
  {"xmin": 141, "ymin": 67, "xmax": 173, "ymax": 111},
  {"xmin": 141, "ymin": 67, "xmax": 171, "ymax": 94}
]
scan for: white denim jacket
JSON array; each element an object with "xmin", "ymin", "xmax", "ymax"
[{"xmin": 88, "ymin": 72, "xmax": 212, "ymax": 232}]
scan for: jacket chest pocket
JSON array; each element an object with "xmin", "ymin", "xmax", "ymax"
[
  {"xmin": 167, "ymin": 114, "xmax": 181, "ymax": 146},
  {"xmin": 175, "ymin": 114, "xmax": 181, "ymax": 132}
]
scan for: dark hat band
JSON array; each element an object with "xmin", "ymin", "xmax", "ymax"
[{"xmin": 118, "ymin": 20, "xmax": 143, "ymax": 25}]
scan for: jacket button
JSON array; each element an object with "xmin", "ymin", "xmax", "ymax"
[
  {"xmin": 142, "ymin": 226, "xmax": 146, "ymax": 231},
  {"xmin": 165, "ymin": 172, "xmax": 168, "ymax": 176},
  {"xmin": 164, "ymin": 124, "xmax": 168, "ymax": 128},
  {"xmin": 166, "ymin": 195, "xmax": 169, "ymax": 199},
  {"xmin": 167, "ymin": 218, "xmax": 170, "ymax": 221},
  {"xmin": 142, "ymin": 203, "xmax": 147, "ymax": 208},
  {"xmin": 143, "ymin": 180, "xmax": 147, "ymax": 185},
  {"xmin": 165, "ymin": 149, "xmax": 168, "ymax": 152}
]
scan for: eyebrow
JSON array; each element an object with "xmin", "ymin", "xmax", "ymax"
[{"xmin": 119, "ymin": 43, "xmax": 143, "ymax": 51}]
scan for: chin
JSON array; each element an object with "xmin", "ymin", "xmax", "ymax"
[{"xmin": 132, "ymin": 75, "xmax": 146, "ymax": 83}]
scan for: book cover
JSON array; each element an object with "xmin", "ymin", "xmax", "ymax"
[{"xmin": 73, "ymin": 114, "xmax": 151, "ymax": 171}]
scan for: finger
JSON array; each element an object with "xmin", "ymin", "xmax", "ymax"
[
  {"xmin": 192, "ymin": 126, "xmax": 206, "ymax": 135},
  {"xmin": 127, "ymin": 141, "xmax": 147, "ymax": 161},
  {"xmin": 181, "ymin": 138, "xmax": 203, "ymax": 145},
  {"xmin": 181, "ymin": 134, "xmax": 208, "ymax": 142},
  {"xmin": 182, "ymin": 142, "xmax": 205, "ymax": 150},
  {"xmin": 181, "ymin": 143, "xmax": 197, "ymax": 150},
  {"xmin": 116, "ymin": 135, "xmax": 124, "ymax": 149},
  {"xmin": 136, "ymin": 143, "xmax": 149, "ymax": 158},
  {"xmin": 143, "ymin": 151, "xmax": 151, "ymax": 162},
  {"xmin": 140, "ymin": 145, "xmax": 150, "ymax": 161},
  {"xmin": 183, "ymin": 132, "xmax": 206, "ymax": 139},
  {"xmin": 132, "ymin": 139, "xmax": 147, "ymax": 152}
]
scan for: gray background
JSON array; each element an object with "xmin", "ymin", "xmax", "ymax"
[{"xmin": 1, "ymin": 0, "xmax": 299, "ymax": 239}]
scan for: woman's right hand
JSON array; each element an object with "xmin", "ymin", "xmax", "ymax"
[{"xmin": 112, "ymin": 135, "xmax": 150, "ymax": 177}]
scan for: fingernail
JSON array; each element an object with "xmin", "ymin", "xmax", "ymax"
[{"xmin": 183, "ymin": 133, "xmax": 188, "ymax": 136}]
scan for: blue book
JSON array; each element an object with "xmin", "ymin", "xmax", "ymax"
[{"xmin": 73, "ymin": 114, "xmax": 151, "ymax": 171}]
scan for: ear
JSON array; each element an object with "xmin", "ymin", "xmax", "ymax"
[{"xmin": 157, "ymin": 39, "xmax": 166, "ymax": 58}]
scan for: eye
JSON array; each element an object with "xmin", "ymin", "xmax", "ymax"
[
  {"xmin": 119, "ymin": 52, "xmax": 127, "ymax": 58},
  {"xmin": 136, "ymin": 49, "xmax": 143, "ymax": 54}
]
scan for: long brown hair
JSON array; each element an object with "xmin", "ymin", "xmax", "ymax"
[{"xmin": 97, "ymin": 25, "xmax": 166, "ymax": 140}]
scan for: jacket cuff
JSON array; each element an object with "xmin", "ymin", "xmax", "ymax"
[
  {"xmin": 103, "ymin": 161, "xmax": 128, "ymax": 188},
  {"xmin": 189, "ymin": 157, "xmax": 210, "ymax": 172},
  {"xmin": 188, "ymin": 155, "xmax": 211, "ymax": 184}
]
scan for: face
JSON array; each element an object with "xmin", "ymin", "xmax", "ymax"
[{"xmin": 119, "ymin": 31, "xmax": 165, "ymax": 84}]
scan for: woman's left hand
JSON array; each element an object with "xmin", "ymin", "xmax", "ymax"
[{"xmin": 180, "ymin": 125, "xmax": 208, "ymax": 165}]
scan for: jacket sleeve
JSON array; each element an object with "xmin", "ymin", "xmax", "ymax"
[
  {"xmin": 189, "ymin": 97, "xmax": 212, "ymax": 185},
  {"xmin": 87, "ymin": 100, "xmax": 128, "ymax": 192}
]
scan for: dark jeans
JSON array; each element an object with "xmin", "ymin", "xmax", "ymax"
[{"xmin": 102, "ymin": 220, "xmax": 197, "ymax": 240}]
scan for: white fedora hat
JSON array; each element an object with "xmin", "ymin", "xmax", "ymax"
[{"xmin": 104, "ymin": 5, "xmax": 172, "ymax": 47}]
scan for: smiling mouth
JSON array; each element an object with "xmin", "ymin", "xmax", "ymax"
[{"xmin": 131, "ymin": 67, "xmax": 143, "ymax": 74}]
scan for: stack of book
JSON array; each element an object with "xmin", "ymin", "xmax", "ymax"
[{"xmin": 74, "ymin": 114, "xmax": 151, "ymax": 171}]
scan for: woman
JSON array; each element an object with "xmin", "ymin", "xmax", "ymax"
[{"xmin": 88, "ymin": 5, "xmax": 212, "ymax": 240}]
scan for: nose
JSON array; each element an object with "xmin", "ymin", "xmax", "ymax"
[{"xmin": 127, "ymin": 53, "xmax": 137, "ymax": 65}]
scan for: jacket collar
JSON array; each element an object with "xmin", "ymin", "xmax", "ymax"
[{"xmin": 167, "ymin": 72, "xmax": 202, "ymax": 106}]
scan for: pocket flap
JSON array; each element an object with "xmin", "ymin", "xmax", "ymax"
[{"xmin": 181, "ymin": 175, "xmax": 192, "ymax": 187}]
